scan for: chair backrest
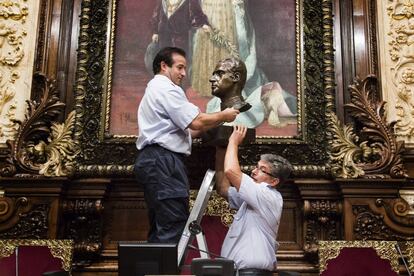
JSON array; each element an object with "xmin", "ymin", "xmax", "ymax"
[
  {"xmin": 318, "ymin": 240, "xmax": 399, "ymax": 276},
  {"xmin": 0, "ymin": 239, "xmax": 73, "ymax": 276}
]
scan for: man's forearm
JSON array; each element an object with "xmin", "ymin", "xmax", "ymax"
[
  {"xmin": 215, "ymin": 147, "xmax": 230, "ymax": 199},
  {"xmin": 189, "ymin": 112, "xmax": 225, "ymax": 131},
  {"xmin": 224, "ymin": 140, "xmax": 242, "ymax": 190}
]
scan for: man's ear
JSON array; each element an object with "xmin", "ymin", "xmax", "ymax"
[
  {"xmin": 270, "ymin": 177, "xmax": 280, "ymax": 187},
  {"xmin": 160, "ymin": 61, "xmax": 168, "ymax": 72},
  {"xmin": 231, "ymin": 72, "xmax": 241, "ymax": 82}
]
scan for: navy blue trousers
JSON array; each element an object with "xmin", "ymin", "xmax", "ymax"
[{"xmin": 134, "ymin": 144, "xmax": 189, "ymax": 243}]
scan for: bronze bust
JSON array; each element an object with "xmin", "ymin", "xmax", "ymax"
[
  {"xmin": 202, "ymin": 57, "xmax": 255, "ymax": 146},
  {"xmin": 209, "ymin": 57, "xmax": 251, "ymax": 112}
]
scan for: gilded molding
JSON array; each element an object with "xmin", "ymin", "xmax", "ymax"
[
  {"xmin": 318, "ymin": 240, "xmax": 399, "ymax": 273},
  {"xmin": 0, "ymin": 239, "xmax": 73, "ymax": 272},
  {"xmin": 328, "ymin": 75, "xmax": 407, "ymax": 178},
  {"xmin": 189, "ymin": 190, "xmax": 235, "ymax": 227},
  {"xmin": 385, "ymin": 1, "xmax": 414, "ymax": 143}
]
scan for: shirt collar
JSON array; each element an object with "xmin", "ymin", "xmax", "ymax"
[
  {"xmin": 154, "ymin": 74, "xmax": 184, "ymax": 92},
  {"xmin": 155, "ymin": 74, "xmax": 176, "ymax": 85}
]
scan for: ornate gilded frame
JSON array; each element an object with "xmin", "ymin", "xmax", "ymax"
[
  {"xmin": 72, "ymin": 0, "xmax": 335, "ymax": 176},
  {"xmin": 318, "ymin": 240, "xmax": 399, "ymax": 274},
  {"xmin": 0, "ymin": 239, "xmax": 73, "ymax": 272}
]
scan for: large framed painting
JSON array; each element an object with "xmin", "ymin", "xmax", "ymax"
[
  {"xmin": 107, "ymin": 0, "xmax": 299, "ymax": 137},
  {"xmin": 73, "ymin": 0, "xmax": 335, "ymax": 176}
]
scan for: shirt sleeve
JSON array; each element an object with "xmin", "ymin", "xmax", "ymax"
[
  {"xmin": 162, "ymin": 86, "xmax": 200, "ymax": 130},
  {"xmin": 227, "ymin": 186, "xmax": 243, "ymax": 209}
]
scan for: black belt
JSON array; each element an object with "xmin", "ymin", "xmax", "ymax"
[{"xmin": 238, "ymin": 268, "xmax": 273, "ymax": 276}]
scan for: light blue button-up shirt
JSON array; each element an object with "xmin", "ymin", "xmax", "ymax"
[
  {"xmin": 221, "ymin": 173, "xmax": 283, "ymax": 270},
  {"xmin": 136, "ymin": 75, "xmax": 200, "ymax": 155}
]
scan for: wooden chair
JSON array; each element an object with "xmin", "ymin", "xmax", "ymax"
[
  {"xmin": 318, "ymin": 240, "xmax": 399, "ymax": 276},
  {"xmin": 0, "ymin": 239, "xmax": 73, "ymax": 276}
]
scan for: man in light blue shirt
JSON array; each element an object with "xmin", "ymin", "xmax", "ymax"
[
  {"xmin": 135, "ymin": 47, "xmax": 239, "ymax": 243},
  {"xmin": 215, "ymin": 125, "xmax": 293, "ymax": 276}
]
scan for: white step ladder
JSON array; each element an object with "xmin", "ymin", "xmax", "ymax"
[{"xmin": 177, "ymin": 169, "xmax": 215, "ymax": 265}]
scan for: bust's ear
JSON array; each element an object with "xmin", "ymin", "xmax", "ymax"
[{"xmin": 231, "ymin": 72, "xmax": 241, "ymax": 82}]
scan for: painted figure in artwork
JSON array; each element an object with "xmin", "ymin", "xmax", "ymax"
[{"xmin": 150, "ymin": 0, "xmax": 210, "ymax": 55}]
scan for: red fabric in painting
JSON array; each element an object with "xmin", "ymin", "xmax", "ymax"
[
  {"xmin": 321, "ymin": 247, "xmax": 398, "ymax": 276},
  {"xmin": 0, "ymin": 246, "xmax": 65, "ymax": 276}
]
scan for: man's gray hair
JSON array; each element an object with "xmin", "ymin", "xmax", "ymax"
[{"xmin": 260, "ymin": 154, "xmax": 293, "ymax": 183}]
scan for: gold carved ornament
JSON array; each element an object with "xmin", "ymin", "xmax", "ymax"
[
  {"xmin": 11, "ymin": 73, "xmax": 79, "ymax": 177},
  {"xmin": 36, "ymin": 110, "xmax": 79, "ymax": 177},
  {"xmin": 318, "ymin": 240, "xmax": 399, "ymax": 274},
  {"xmin": 328, "ymin": 75, "xmax": 407, "ymax": 178},
  {"xmin": 189, "ymin": 190, "xmax": 235, "ymax": 227},
  {"xmin": 387, "ymin": 1, "xmax": 414, "ymax": 139},
  {"xmin": 0, "ymin": 239, "xmax": 73, "ymax": 272}
]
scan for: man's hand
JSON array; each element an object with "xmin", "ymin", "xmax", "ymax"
[
  {"xmin": 221, "ymin": 107, "xmax": 240, "ymax": 122},
  {"xmin": 152, "ymin": 34, "xmax": 159, "ymax": 42},
  {"xmin": 229, "ymin": 125, "xmax": 247, "ymax": 146}
]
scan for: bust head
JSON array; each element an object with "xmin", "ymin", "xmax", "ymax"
[{"xmin": 209, "ymin": 57, "xmax": 251, "ymax": 112}]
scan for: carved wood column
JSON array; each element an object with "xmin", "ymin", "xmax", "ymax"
[
  {"xmin": 61, "ymin": 179, "xmax": 108, "ymax": 267},
  {"xmin": 296, "ymin": 179, "xmax": 342, "ymax": 263}
]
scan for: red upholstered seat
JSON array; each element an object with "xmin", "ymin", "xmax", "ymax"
[
  {"xmin": 318, "ymin": 241, "xmax": 399, "ymax": 276},
  {"xmin": 321, "ymin": 247, "xmax": 397, "ymax": 276},
  {"xmin": 0, "ymin": 240, "xmax": 73, "ymax": 276}
]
